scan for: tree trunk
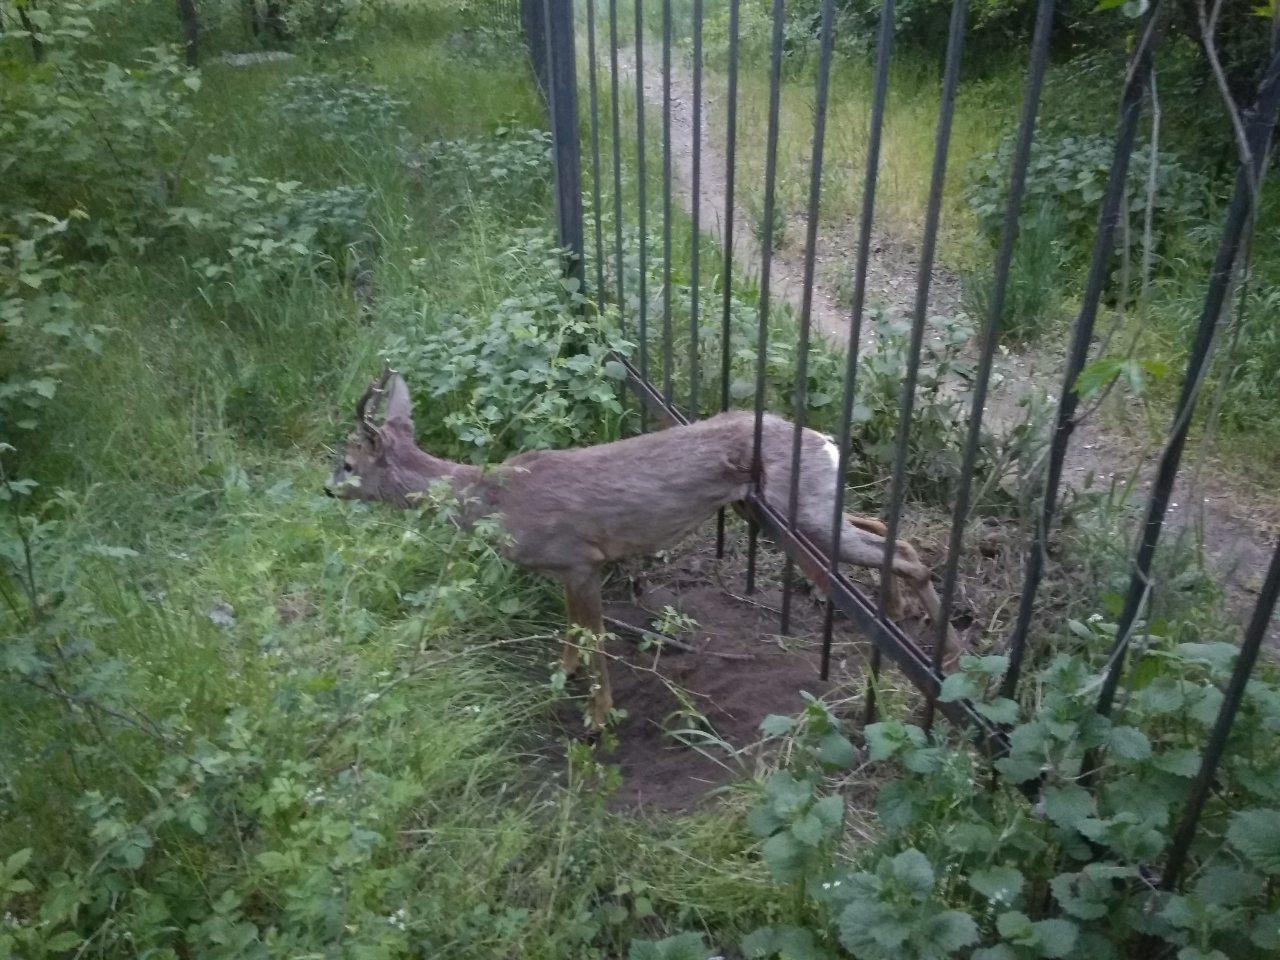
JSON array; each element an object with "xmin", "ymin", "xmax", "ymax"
[
  {"xmin": 175, "ymin": 0, "xmax": 199, "ymax": 67},
  {"xmin": 264, "ymin": 0, "xmax": 285, "ymax": 42},
  {"xmin": 245, "ymin": 0, "xmax": 262, "ymax": 37}
]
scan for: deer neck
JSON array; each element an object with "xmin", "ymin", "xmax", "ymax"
[{"xmin": 385, "ymin": 443, "xmax": 488, "ymax": 510}]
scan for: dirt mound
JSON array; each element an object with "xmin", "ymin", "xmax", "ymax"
[{"xmin": 586, "ymin": 527, "xmax": 893, "ymax": 811}]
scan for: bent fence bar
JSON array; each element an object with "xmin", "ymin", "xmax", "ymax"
[{"xmin": 521, "ymin": 0, "xmax": 1280, "ymax": 887}]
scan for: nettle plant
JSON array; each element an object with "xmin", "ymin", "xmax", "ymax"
[
  {"xmin": 737, "ymin": 642, "xmax": 1280, "ymax": 960},
  {"xmin": 166, "ymin": 156, "xmax": 373, "ymax": 293},
  {"xmin": 383, "ymin": 229, "xmax": 629, "ymax": 460},
  {"xmin": 404, "ymin": 125, "xmax": 553, "ymax": 221},
  {"xmin": 272, "ymin": 72, "xmax": 407, "ymax": 143}
]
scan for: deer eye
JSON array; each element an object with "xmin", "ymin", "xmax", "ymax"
[{"xmin": 343, "ymin": 462, "xmax": 354, "ymax": 473}]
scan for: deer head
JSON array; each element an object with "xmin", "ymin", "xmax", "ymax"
[{"xmin": 325, "ymin": 368, "xmax": 419, "ymax": 504}]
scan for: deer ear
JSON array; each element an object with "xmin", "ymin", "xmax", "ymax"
[{"xmin": 383, "ymin": 373, "xmax": 414, "ymax": 431}]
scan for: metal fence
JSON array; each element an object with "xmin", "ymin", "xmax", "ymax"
[{"xmin": 521, "ymin": 0, "xmax": 1280, "ymax": 891}]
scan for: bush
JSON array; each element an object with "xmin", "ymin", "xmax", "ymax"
[
  {"xmin": 966, "ymin": 132, "xmax": 1208, "ymax": 273},
  {"xmin": 0, "ymin": 211, "xmax": 104, "ymax": 459},
  {"xmin": 382, "ymin": 230, "xmax": 628, "ymax": 460},
  {"xmin": 0, "ymin": 28, "xmax": 200, "ymax": 252},
  {"xmin": 272, "ymin": 72, "xmax": 407, "ymax": 143},
  {"xmin": 404, "ymin": 124, "xmax": 553, "ymax": 221},
  {"xmin": 165, "ymin": 158, "xmax": 374, "ymax": 295}
]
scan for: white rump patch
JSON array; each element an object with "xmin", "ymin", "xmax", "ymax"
[{"xmin": 821, "ymin": 436, "xmax": 840, "ymax": 475}]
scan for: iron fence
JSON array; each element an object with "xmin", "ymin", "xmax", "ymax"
[{"xmin": 520, "ymin": 0, "xmax": 1280, "ymax": 891}]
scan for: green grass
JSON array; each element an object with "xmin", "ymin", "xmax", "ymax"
[{"xmin": 0, "ymin": 7, "xmax": 782, "ymax": 956}]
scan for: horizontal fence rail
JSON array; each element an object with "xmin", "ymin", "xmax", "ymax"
[{"xmin": 522, "ymin": 0, "xmax": 1280, "ymax": 887}]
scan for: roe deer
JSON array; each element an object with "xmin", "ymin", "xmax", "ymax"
[{"xmin": 326, "ymin": 370, "xmax": 961, "ymax": 728}]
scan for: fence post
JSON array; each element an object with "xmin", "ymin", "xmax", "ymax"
[
  {"xmin": 523, "ymin": 0, "xmax": 585, "ymax": 286},
  {"xmin": 521, "ymin": 0, "xmax": 550, "ymax": 95}
]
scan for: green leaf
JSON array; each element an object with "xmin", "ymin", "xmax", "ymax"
[
  {"xmin": 761, "ymin": 831, "xmax": 805, "ymax": 881},
  {"xmin": 969, "ymin": 865, "xmax": 1025, "ymax": 904},
  {"xmin": 791, "ymin": 811, "xmax": 826, "ymax": 847},
  {"xmin": 996, "ymin": 753, "xmax": 1043, "ymax": 784},
  {"xmin": 1227, "ymin": 809, "xmax": 1280, "ymax": 874},
  {"xmin": 811, "ymin": 794, "xmax": 844, "ymax": 831},
  {"xmin": 1106, "ymin": 725, "xmax": 1152, "ymax": 760},
  {"xmin": 628, "ymin": 932, "xmax": 705, "ymax": 960},
  {"xmin": 1042, "ymin": 785, "xmax": 1094, "ymax": 831},
  {"xmin": 603, "ymin": 360, "xmax": 627, "ymax": 380},
  {"xmin": 760, "ymin": 714, "xmax": 795, "ymax": 737},
  {"xmin": 745, "ymin": 804, "xmax": 783, "ymax": 839},
  {"xmin": 976, "ymin": 698, "xmax": 1020, "ymax": 725},
  {"xmin": 44, "ymin": 932, "xmax": 83, "ymax": 952},
  {"xmin": 1153, "ymin": 748, "xmax": 1201, "ymax": 777},
  {"xmin": 997, "ymin": 911, "xmax": 1034, "ymax": 941},
  {"xmin": 890, "ymin": 848, "xmax": 934, "ymax": 897},
  {"xmin": 4, "ymin": 848, "xmax": 32, "ymax": 875},
  {"xmin": 928, "ymin": 910, "xmax": 980, "ymax": 952},
  {"xmin": 973, "ymin": 947, "xmax": 1019, "ymax": 960},
  {"xmin": 1031, "ymin": 918, "xmax": 1078, "ymax": 958},
  {"xmin": 815, "ymin": 730, "xmax": 856, "ymax": 768},
  {"xmin": 939, "ymin": 671, "xmax": 982, "ymax": 702}
]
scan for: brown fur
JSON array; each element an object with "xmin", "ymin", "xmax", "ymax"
[{"xmin": 327, "ymin": 373, "xmax": 962, "ymax": 727}]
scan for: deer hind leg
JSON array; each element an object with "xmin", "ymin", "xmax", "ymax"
[
  {"xmin": 563, "ymin": 566, "xmax": 612, "ymax": 729},
  {"xmin": 814, "ymin": 517, "xmax": 967, "ymax": 671},
  {"xmin": 845, "ymin": 513, "xmax": 904, "ymax": 619}
]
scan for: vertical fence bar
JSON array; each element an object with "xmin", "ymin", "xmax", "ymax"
[
  {"xmin": 908, "ymin": 0, "xmax": 974, "ymax": 731},
  {"xmin": 779, "ymin": 0, "xmax": 836, "ymax": 636},
  {"xmin": 542, "ymin": 0, "xmax": 585, "ymax": 285},
  {"xmin": 689, "ymin": 0, "xmax": 703, "ymax": 419},
  {"xmin": 1094, "ymin": 47, "xmax": 1280, "ymax": 721},
  {"xmin": 585, "ymin": 0, "xmax": 606, "ymax": 306},
  {"xmin": 744, "ymin": 0, "xmax": 786, "ymax": 596},
  {"xmin": 661, "ymin": 0, "xmax": 674, "ymax": 402},
  {"xmin": 1160, "ymin": 536, "xmax": 1280, "ymax": 890},
  {"xmin": 634, "ymin": 0, "xmax": 649, "ymax": 405},
  {"xmin": 820, "ymin": 0, "xmax": 894, "ymax": 680},
  {"xmin": 716, "ymin": 0, "xmax": 741, "ymax": 559},
  {"xmin": 999, "ymin": 6, "xmax": 1161, "ymax": 701},
  {"xmin": 873, "ymin": 0, "xmax": 1053, "ymax": 724},
  {"xmin": 522, "ymin": 0, "xmax": 550, "ymax": 95},
  {"xmin": 608, "ymin": 0, "xmax": 625, "ymax": 331}
]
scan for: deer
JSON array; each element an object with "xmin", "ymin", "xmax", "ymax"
[{"xmin": 325, "ymin": 369, "xmax": 963, "ymax": 729}]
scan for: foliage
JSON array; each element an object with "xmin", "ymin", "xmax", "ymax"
[
  {"xmin": 272, "ymin": 72, "xmax": 407, "ymax": 143},
  {"xmin": 741, "ymin": 643, "xmax": 1280, "ymax": 959},
  {"xmin": 405, "ymin": 124, "xmax": 553, "ymax": 221},
  {"xmin": 382, "ymin": 229, "xmax": 629, "ymax": 460},
  {"xmin": 165, "ymin": 157, "xmax": 374, "ymax": 292},
  {"xmin": 0, "ymin": 15, "xmax": 200, "ymax": 251},
  {"xmin": 962, "ymin": 206, "xmax": 1063, "ymax": 342},
  {"xmin": 0, "ymin": 212, "xmax": 105, "ymax": 459},
  {"xmin": 966, "ymin": 132, "xmax": 1208, "ymax": 270}
]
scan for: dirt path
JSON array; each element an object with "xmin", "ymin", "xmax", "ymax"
[{"xmin": 616, "ymin": 46, "xmax": 1279, "ymax": 644}]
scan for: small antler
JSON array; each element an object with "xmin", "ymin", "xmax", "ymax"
[{"xmin": 356, "ymin": 366, "xmax": 395, "ymax": 435}]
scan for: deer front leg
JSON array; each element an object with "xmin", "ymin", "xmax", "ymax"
[{"xmin": 564, "ymin": 566, "xmax": 612, "ymax": 729}]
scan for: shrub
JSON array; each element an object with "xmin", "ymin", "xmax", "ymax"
[
  {"xmin": 272, "ymin": 72, "xmax": 407, "ymax": 143},
  {"xmin": 382, "ymin": 230, "xmax": 628, "ymax": 460},
  {"xmin": 165, "ymin": 157, "xmax": 373, "ymax": 293},
  {"xmin": 966, "ymin": 132, "xmax": 1207, "ymax": 272},
  {"xmin": 0, "ymin": 29, "xmax": 200, "ymax": 251},
  {"xmin": 404, "ymin": 124, "xmax": 553, "ymax": 221},
  {"xmin": 0, "ymin": 211, "xmax": 105, "ymax": 460}
]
